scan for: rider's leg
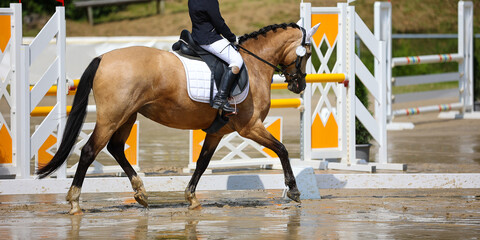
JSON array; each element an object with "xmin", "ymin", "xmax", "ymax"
[
  {"xmin": 201, "ymin": 39, "xmax": 244, "ymax": 113},
  {"xmin": 212, "ymin": 66, "xmax": 238, "ymax": 112}
]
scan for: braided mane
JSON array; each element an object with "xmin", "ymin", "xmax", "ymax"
[{"xmin": 238, "ymin": 23, "xmax": 300, "ymax": 44}]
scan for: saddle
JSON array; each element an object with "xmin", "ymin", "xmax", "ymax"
[{"xmin": 172, "ymin": 30, "xmax": 248, "ymax": 99}]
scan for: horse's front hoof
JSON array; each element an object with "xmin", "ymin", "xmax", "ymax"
[
  {"xmin": 287, "ymin": 189, "xmax": 301, "ymax": 203},
  {"xmin": 69, "ymin": 209, "xmax": 83, "ymax": 215},
  {"xmin": 134, "ymin": 192, "xmax": 149, "ymax": 208},
  {"xmin": 68, "ymin": 201, "xmax": 83, "ymax": 215}
]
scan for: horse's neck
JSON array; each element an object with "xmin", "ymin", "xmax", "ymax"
[
  {"xmin": 241, "ymin": 32, "xmax": 292, "ymax": 83},
  {"xmin": 242, "ymin": 35, "xmax": 288, "ymax": 68}
]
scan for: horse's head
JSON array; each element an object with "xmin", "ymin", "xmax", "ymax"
[{"xmin": 280, "ymin": 23, "xmax": 321, "ymax": 94}]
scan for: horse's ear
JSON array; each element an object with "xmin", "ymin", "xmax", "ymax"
[
  {"xmin": 306, "ymin": 23, "xmax": 321, "ymax": 43},
  {"xmin": 296, "ymin": 19, "xmax": 303, "ymax": 27}
]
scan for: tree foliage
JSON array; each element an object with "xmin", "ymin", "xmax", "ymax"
[{"xmin": 0, "ymin": 0, "xmax": 119, "ymax": 20}]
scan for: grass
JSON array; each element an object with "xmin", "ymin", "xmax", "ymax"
[
  {"xmin": 392, "ymin": 81, "xmax": 459, "ymax": 95},
  {"xmin": 91, "ymin": 2, "xmax": 159, "ymax": 24}
]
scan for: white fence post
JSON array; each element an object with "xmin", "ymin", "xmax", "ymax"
[
  {"xmin": 56, "ymin": 6, "xmax": 67, "ymax": 179},
  {"xmin": 458, "ymin": 1, "xmax": 474, "ymax": 113},
  {"xmin": 300, "ymin": 2, "xmax": 312, "ymax": 162},
  {"xmin": 16, "ymin": 44, "xmax": 31, "ymax": 179},
  {"xmin": 345, "ymin": 4, "xmax": 356, "ymax": 166},
  {"xmin": 374, "ymin": 2, "xmax": 391, "ymax": 163},
  {"xmin": 374, "ymin": 2, "xmax": 392, "ymax": 123}
]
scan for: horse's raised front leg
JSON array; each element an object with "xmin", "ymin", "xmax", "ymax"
[
  {"xmin": 107, "ymin": 114, "xmax": 148, "ymax": 208},
  {"xmin": 185, "ymin": 133, "xmax": 223, "ymax": 209},
  {"xmin": 240, "ymin": 121, "xmax": 301, "ymax": 202}
]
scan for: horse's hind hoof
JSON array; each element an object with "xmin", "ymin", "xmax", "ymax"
[
  {"xmin": 287, "ymin": 189, "xmax": 301, "ymax": 203},
  {"xmin": 69, "ymin": 210, "xmax": 84, "ymax": 215},
  {"xmin": 187, "ymin": 195, "xmax": 202, "ymax": 210},
  {"xmin": 134, "ymin": 192, "xmax": 149, "ymax": 208}
]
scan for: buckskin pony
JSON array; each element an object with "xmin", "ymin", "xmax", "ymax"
[{"xmin": 37, "ymin": 22, "xmax": 320, "ymax": 215}]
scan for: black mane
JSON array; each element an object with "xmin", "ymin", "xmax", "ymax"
[{"xmin": 238, "ymin": 23, "xmax": 300, "ymax": 44}]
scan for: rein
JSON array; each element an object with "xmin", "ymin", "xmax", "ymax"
[{"xmin": 235, "ymin": 44, "xmax": 286, "ymax": 75}]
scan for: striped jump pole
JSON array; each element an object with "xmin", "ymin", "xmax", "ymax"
[
  {"xmin": 392, "ymin": 102, "xmax": 463, "ymax": 117},
  {"xmin": 392, "ymin": 53, "xmax": 463, "ymax": 67}
]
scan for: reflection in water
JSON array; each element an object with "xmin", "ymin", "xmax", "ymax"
[
  {"xmin": 472, "ymin": 136, "xmax": 480, "ymax": 165},
  {"xmin": 184, "ymin": 220, "xmax": 198, "ymax": 240},
  {"xmin": 153, "ymin": 207, "xmax": 304, "ymax": 239},
  {"xmin": 69, "ymin": 215, "xmax": 82, "ymax": 239}
]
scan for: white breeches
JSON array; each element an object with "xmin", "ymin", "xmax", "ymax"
[{"xmin": 200, "ymin": 38, "xmax": 244, "ymax": 72}]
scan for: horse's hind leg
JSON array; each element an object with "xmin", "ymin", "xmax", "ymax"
[
  {"xmin": 67, "ymin": 125, "xmax": 115, "ymax": 215},
  {"xmin": 107, "ymin": 114, "xmax": 148, "ymax": 208},
  {"xmin": 240, "ymin": 121, "xmax": 301, "ymax": 202},
  {"xmin": 185, "ymin": 134, "xmax": 223, "ymax": 209}
]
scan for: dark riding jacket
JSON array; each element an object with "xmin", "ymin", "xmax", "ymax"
[{"xmin": 188, "ymin": 0, "xmax": 237, "ymax": 45}]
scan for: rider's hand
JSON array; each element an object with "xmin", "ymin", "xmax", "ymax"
[{"xmin": 231, "ymin": 41, "xmax": 239, "ymax": 51}]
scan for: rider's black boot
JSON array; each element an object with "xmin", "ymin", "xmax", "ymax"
[{"xmin": 212, "ymin": 68, "xmax": 238, "ymax": 114}]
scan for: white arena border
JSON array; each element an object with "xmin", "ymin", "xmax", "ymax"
[{"xmin": 1, "ymin": 174, "xmax": 480, "ymax": 195}]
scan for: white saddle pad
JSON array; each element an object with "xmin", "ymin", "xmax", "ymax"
[{"xmin": 172, "ymin": 51, "xmax": 249, "ymax": 104}]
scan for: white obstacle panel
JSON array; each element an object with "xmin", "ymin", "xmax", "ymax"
[
  {"xmin": 0, "ymin": 4, "xmax": 21, "ymax": 177},
  {"xmin": 300, "ymin": 4, "xmax": 349, "ymax": 165}
]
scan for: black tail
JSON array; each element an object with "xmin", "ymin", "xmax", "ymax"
[{"xmin": 36, "ymin": 57, "xmax": 102, "ymax": 179}]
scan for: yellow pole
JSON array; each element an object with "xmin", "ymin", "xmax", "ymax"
[
  {"xmin": 31, "ymin": 106, "xmax": 72, "ymax": 117},
  {"xmin": 30, "ymin": 79, "xmax": 80, "ymax": 96},
  {"xmin": 305, "ymin": 73, "xmax": 346, "ymax": 83},
  {"xmin": 271, "ymin": 83, "xmax": 288, "ymax": 90},
  {"xmin": 270, "ymin": 98, "xmax": 302, "ymax": 108}
]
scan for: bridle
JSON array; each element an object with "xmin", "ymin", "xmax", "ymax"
[{"xmin": 235, "ymin": 27, "xmax": 309, "ymax": 85}]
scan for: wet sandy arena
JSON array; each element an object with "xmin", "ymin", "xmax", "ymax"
[
  {"xmin": 1, "ymin": 189, "xmax": 480, "ymax": 239},
  {"xmin": 1, "ymin": 97, "xmax": 480, "ymax": 238}
]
